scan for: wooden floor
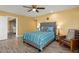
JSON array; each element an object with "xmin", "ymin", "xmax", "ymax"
[{"xmin": 0, "ymin": 37, "xmax": 76, "ymax": 53}]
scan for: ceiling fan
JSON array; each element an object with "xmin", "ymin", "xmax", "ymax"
[{"xmin": 23, "ymin": 5, "xmax": 45, "ymax": 13}]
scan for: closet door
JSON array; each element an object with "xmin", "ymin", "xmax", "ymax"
[{"xmin": 0, "ymin": 16, "xmax": 8, "ymax": 40}]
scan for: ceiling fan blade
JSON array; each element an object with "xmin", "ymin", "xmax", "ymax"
[
  {"xmin": 36, "ymin": 9, "xmax": 39, "ymax": 13},
  {"xmin": 37, "ymin": 7, "xmax": 45, "ymax": 9},
  {"xmin": 23, "ymin": 6, "xmax": 32, "ymax": 8},
  {"xmin": 27, "ymin": 9, "xmax": 32, "ymax": 12}
]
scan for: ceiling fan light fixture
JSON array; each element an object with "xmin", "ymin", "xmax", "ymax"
[
  {"xmin": 32, "ymin": 8, "xmax": 36, "ymax": 11},
  {"xmin": 23, "ymin": 5, "xmax": 45, "ymax": 13}
]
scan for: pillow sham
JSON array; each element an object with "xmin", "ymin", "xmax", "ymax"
[{"xmin": 47, "ymin": 27, "xmax": 53, "ymax": 32}]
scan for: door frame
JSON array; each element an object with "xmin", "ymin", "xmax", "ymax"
[{"xmin": 8, "ymin": 16, "xmax": 19, "ymax": 38}]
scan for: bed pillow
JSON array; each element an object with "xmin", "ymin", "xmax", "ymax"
[
  {"xmin": 47, "ymin": 27, "xmax": 54, "ymax": 32},
  {"xmin": 40, "ymin": 27, "xmax": 47, "ymax": 32}
]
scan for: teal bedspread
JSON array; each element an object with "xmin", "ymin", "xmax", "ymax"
[{"xmin": 23, "ymin": 31, "xmax": 55, "ymax": 50}]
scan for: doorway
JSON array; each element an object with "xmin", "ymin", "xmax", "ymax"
[{"xmin": 8, "ymin": 16, "xmax": 18, "ymax": 39}]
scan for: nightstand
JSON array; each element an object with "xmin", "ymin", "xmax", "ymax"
[{"xmin": 56, "ymin": 35, "xmax": 66, "ymax": 43}]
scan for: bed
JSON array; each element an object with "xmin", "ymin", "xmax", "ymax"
[{"xmin": 23, "ymin": 22, "xmax": 56, "ymax": 51}]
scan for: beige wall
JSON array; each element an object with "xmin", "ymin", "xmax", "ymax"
[
  {"xmin": 18, "ymin": 16, "xmax": 37, "ymax": 35},
  {"xmin": 0, "ymin": 10, "xmax": 37, "ymax": 36},
  {"xmin": 36, "ymin": 7, "xmax": 79, "ymax": 35}
]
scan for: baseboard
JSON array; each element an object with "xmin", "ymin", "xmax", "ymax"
[{"xmin": 16, "ymin": 35, "xmax": 23, "ymax": 38}]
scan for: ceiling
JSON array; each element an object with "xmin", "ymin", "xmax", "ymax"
[{"xmin": 0, "ymin": 5, "xmax": 78, "ymax": 17}]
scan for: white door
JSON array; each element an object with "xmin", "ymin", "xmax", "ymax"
[{"xmin": 0, "ymin": 16, "xmax": 8, "ymax": 40}]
